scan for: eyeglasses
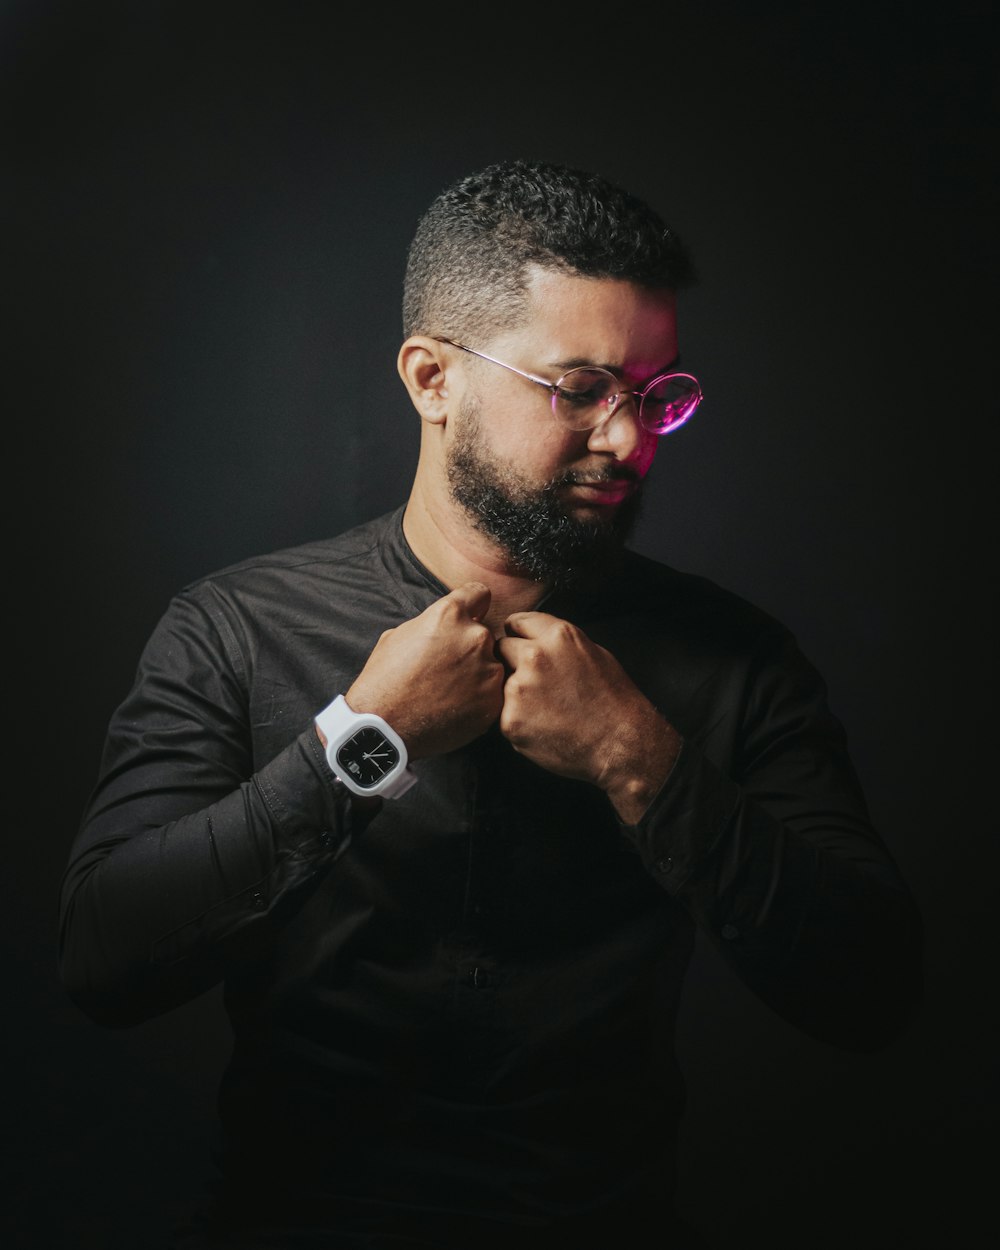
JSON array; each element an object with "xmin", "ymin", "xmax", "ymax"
[{"xmin": 433, "ymin": 336, "xmax": 702, "ymax": 435}]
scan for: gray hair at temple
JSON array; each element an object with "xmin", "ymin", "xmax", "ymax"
[{"xmin": 401, "ymin": 159, "xmax": 696, "ymax": 344}]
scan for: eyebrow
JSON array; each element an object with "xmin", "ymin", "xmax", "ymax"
[{"xmin": 548, "ymin": 353, "xmax": 684, "ymax": 380}]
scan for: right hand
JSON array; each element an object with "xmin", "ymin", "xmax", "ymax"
[{"xmin": 343, "ymin": 581, "xmax": 505, "ymax": 760}]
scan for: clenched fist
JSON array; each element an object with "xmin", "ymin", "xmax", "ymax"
[
  {"xmin": 496, "ymin": 611, "xmax": 682, "ymax": 824},
  {"xmin": 343, "ymin": 581, "xmax": 505, "ymax": 760}
]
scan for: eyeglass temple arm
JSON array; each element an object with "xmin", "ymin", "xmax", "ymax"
[{"xmin": 433, "ymin": 337, "xmax": 560, "ymax": 396}]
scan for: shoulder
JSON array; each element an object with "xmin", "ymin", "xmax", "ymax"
[
  {"xmin": 179, "ymin": 508, "xmax": 402, "ymax": 600},
  {"xmin": 590, "ymin": 551, "xmax": 832, "ymax": 741},
  {"xmin": 145, "ymin": 508, "xmax": 405, "ymax": 666}
]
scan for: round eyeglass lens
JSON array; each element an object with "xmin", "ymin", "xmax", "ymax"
[
  {"xmin": 551, "ymin": 368, "xmax": 620, "ymax": 430},
  {"xmin": 640, "ymin": 374, "xmax": 701, "ymax": 434}
]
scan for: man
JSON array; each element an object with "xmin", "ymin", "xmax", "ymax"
[{"xmin": 59, "ymin": 160, "xmax": 922, "ymax": 1249}]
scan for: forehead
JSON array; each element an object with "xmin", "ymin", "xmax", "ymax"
[{"xmin": 508, "ymin": 266, "xmax": 678, "ymax": 373}]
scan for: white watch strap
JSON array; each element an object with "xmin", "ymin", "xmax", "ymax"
[{"xmin": 314, "ymin": 694, "xmax": 367, "ymax": 745}]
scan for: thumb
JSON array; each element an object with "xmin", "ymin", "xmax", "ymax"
[{"xmin": 443, "ymin": 580, "xmax": 492, "ymax": 621}]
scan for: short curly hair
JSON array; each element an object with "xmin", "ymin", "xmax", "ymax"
[{"xmin": 402, "ymin": 159, "xmax": 696, "ymax": 342}]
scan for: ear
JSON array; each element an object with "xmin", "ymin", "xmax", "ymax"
[{"xmin": 397, "ymin": 336, "xmax": 452, "ymax": 426}]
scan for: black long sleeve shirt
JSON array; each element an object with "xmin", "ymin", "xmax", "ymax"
[{"xmin": 58, "ymin": 506, "xmax": 922, "ymax": 1243}]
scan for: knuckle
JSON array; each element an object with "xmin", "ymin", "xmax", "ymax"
[
  {"xmin": 499, "ymin": 706, "xmax": 522, "ymax": 740},
  {"xmin": 430, "ymin": 597, "xmax": 453, "ymax": 622},
  {"xmin": 527, "ymin": 642, "xmax": 552, "ymax": 672},
  {"xmin": 504, "ymin": 671, "xmax": 524, "ymax": 697}
]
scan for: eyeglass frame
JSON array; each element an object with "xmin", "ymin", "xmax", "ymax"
[{"xmin": 431, "ymin": 335, "xmax": 702, "ymax": 435}]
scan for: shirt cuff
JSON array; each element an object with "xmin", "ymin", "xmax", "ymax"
[{"xmin": 618, "ymin": 740, "xmax": 740, "ymax": 895}]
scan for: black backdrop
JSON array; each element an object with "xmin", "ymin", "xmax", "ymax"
[{"xmin": 6, "ymin": 4, "xmax": 995, "ymax": 1247}]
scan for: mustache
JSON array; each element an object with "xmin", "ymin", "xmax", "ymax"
[{"xmin": 556, "ymin": 465, "xmax": 641, "ymax": 487}]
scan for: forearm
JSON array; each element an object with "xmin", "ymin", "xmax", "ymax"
[
  {"xmin": 58, "ymin": 729, "xmax": 355, "ymax": 1027},
  {"xmin": 622, "ymin": 743, "xmax": 923, "ymax": 1051}
]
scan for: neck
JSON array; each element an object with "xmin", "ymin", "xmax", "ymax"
[{"xmin": 402, "ymin": 487, "xmax": 547, "ymax": 635}]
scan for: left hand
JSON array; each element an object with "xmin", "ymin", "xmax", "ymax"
[{"xmin": 496, "ymin": 611, "xmax": 682, "ymax": 823}]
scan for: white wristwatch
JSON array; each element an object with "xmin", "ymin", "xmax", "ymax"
[{"xmin": 314, "ymin": 695, "xmax": 417, "ymax": 799}]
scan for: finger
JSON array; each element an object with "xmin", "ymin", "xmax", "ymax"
[
  {"xmin": 494, "ymin": 635, "xmax": 521, "ymax": 671},
  {"xmin": 495, "ymin": 635, "xmax": 550, "ymax": 679},
  {"xmin": 442, "ymin": 580, "xmax": 492, "ymax": 621},
  {"xmin": 503, "ymin": 610, "xmax": 561, "ymax": 638}
]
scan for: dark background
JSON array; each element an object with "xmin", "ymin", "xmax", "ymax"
[{"xmin": 6, "ymin": 3, "xmax": 995, "ymax": 1247}]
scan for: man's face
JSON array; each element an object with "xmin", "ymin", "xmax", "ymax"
[{"xmin": 445, "ymin": 267, "xmax": 679, "ymax": 584}]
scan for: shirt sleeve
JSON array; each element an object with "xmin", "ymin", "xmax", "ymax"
[
  {"xmin": 58, "ymin": 588, "xmax": 361, "ymax": 1028},
  {"xmin": 620, "ymin": 623, "xmax": 924, "ymax": 1053}
]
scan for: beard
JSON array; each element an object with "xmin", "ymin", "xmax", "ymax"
[{"xmin": 446, "ymin": 396, "xmax": 645, "ymax": 587}]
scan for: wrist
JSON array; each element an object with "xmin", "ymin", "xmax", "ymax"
[
  {"xmin": 600, "ymin": 709, "xmax": 682, "ymax": 825},
  {"xmin": 314, "ymin": 695, "xmax": 417, "ymax": 800}
]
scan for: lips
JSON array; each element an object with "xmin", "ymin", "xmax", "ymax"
[{"xmin": 563, "ymin": 478, "xmax": 635, "ymax": 505}]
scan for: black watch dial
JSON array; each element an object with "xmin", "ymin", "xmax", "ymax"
[{"xmin": 336, "ymin": 725, "xmax": 400, "ymax": 789}]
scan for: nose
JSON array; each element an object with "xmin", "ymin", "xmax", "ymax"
[{"xmin": 585, "ymin": 391, "xmax": 654, "ymax": 465}]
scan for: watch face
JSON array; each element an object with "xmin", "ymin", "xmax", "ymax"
[{"xmin": 336, "ymin": 726, "xmax": 400, "ymax": 790}]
